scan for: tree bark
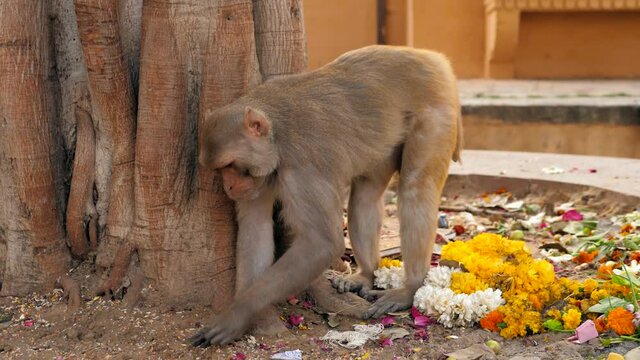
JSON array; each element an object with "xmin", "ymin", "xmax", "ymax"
[
  {"xmin": 0, "ymin": 0, "xmax": 308, "ymax": 310},
  {"xmin": 0, "ymin": 0, "xmax": 70, "ymax": 295}
]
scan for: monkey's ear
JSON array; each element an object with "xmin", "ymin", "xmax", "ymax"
[{"xmin": 243, "ymin": 106, "xmax": 271, "ymax": 137}]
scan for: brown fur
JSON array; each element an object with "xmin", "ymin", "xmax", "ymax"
[{"xmin": 193, "ymin": 45, "xmax": 461, "ymax": 347}]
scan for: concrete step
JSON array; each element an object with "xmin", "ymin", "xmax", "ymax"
[{"xmin": 458, "ymin": 80, "xmax": 640, "ymax": 158}]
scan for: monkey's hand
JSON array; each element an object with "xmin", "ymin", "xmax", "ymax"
[
  {"xmin": 361, "ymin": 287, "xmax": 414, "ymax": 319},
  {"xmin": 189, "ymin": 307, "xmax": 252, "ymax": 347},
  {"xmin": 331, "ymin": 272, "xmax": 373, "ymax": 294}
]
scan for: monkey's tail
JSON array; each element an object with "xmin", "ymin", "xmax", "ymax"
[{"xmin": 452, "ymin": 91, "xmax": 463, "ymax": 163}]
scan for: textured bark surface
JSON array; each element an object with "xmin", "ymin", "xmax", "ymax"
[
  {"xmin": 0, "ymin": 0, "xmax": 70, "ymax": 295},
  {"xmin": 0, "ymin": 0, "xmax": 307, "ymax": 309}
]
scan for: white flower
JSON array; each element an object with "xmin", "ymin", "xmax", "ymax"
[
  {"xmin": 540, "ymin": 249, "xmax": 573, "ymax": 264},
  {"xmin": 613, "ymin": 260, "xmax": 640, "ymax": 276},
  {"xmin": 412, "ymin": 266, "xmax": 504, "ymax": 328},
  {"xmin": 426, "ymin": 266, "xmax": 460, "ymax": 288},
  {"xmin": 373, "ymin": 266, "xmax": 404, "ymax": 289}
]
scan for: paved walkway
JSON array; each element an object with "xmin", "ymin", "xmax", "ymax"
[
  {"xmin": 450, "ymin": 150, "xmax": 640, "ymax": 198},
  {"xmin": 458, "ymin": 79, "xmax": 640, "ymax": 107}
]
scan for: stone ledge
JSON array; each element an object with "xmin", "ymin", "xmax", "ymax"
[{"xmin": 448, "ymin": 150, "xmax": 640, "ymax": 198}]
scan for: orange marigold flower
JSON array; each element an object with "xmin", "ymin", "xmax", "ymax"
[
  {"xmin": 480, "ymin": 310, "xmax": 504, "ymax": 332},
  {"xmin": 573, "ymin": 250, "xmax": 598, "ymax": 264},
  {"xmin": 630, "ymin": 251, "xmax": 640, "ymax": 263},
  {"xmin": 621, "ymin": 224, "xmax": 635, "ymax": 236},
  {"xmin": 594, "ymin": 316, "xmax": 606, "ymax": 333},
  {"xmin": 610, "ymin": 250, "xmax": 623, "ymax": 262},
  {"xmin": 607, "ymin": 307, "xmax": 636, "ymax": 336},
  {"xmin": 529, "ymin": 294, "xmax": 542, "ymax": 311},
  {"xmin": 597, "ymin": 264, "xmax": 614, "ymax": 279}
]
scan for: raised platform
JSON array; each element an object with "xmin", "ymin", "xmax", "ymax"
[
  {"xmin": 449, "ymin": 149, "xmax": 640, "ymax": 199},
  {"xmin": 458, "ymin": 80, "xmax": 640, "ymax": 158}
]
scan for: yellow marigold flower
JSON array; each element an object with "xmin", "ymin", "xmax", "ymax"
[
  {"xmin": 450, "ymin": 272, "xmax": 489, "ymax": 294},
  {"xmin": 562, "ymin": 308, "xmax": 582, "ymax": 330},
  {"xmin": 546, "ymin": 309, "xmax": 562, "ymax": 320},
  {"xmin": 590, "ymin": 289, "xmax": 609, "ymax": 302},
  {"xmin": 582, "ymin": 278, "xmax": 599, "ymax": 295},
  {"xmin": 379, "ymin": 257, "xmax": 402, "ymax": 269},
  {"xmin": 603, "ymin": 282, "xmax": 630, "ymax": 297}
]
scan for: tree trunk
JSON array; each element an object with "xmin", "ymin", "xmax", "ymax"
[{"xmin": 0, "ymin": 0, "xmax": 306, "ymax": 310}]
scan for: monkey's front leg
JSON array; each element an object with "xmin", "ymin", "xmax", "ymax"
[
  {"xmin": 191, "ymin": 226, "xmax": 342, "ymax": 346},
  {"xmin": 234, "ymin": 191, "xmax": 287, "ymax": 336}
]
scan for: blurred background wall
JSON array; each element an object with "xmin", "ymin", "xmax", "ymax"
[{"xmin": 303, "ymin": 0, "xmax": 640, "ymax": 79}]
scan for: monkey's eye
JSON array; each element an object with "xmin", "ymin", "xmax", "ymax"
[
  {"xmin": 224, "ymin": 162, "xmax": 234, "ymax": 169},
  {"xmin": 243, "ymin": 169, "xmax": 251, "ymax": 177}
]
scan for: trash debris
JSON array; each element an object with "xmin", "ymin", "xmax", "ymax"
[
  {"xmin": 541, "ymin": 166, "xmax": 565, "ymax": 175},
  {"xmin": 325, "ymin": 313, "xmax": 340, "ymax": 328},
  {"xmin": 271, "ymin": 349, "xmax": 303, "ymax": 360},
  {"xmin": 567, "ymin": 320, "xmax": 599, "ymax": 344},
  {"xmin": 320, "ymin": 324, "xmax": 384, "ymax": 349}
]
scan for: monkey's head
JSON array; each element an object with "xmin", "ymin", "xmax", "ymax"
[{"xmin": 199, "ymin": 105, "xmax": 278, "ymax": 201}]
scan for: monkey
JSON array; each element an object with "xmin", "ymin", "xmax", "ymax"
[{"xmin": 192, "ymin": 45, "xmax": 462, "ymax": 347}]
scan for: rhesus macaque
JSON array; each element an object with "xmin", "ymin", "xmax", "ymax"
[{"xmin": 193, "ymin": 45, "xmax": 462, "ymax": 346}]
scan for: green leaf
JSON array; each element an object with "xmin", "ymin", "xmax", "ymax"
[
  {"xmin": 543, "ymin": 319, "xmax": 563, "ymax": 331},
  {"xmin": 587, "ymin": 297, "xmax": 630, "ymax": 313},
  {"xmin": 624, "ymin": 236, "xmax": 640, "ymax": 251},
  {"xmin": 612, "ymin": 271, "xmax": 640, "ymax": 288},
  {"xmin": 582, "ymin": 220, "xmax": 598, "ymax": 230}
]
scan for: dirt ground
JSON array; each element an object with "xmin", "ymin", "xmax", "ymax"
[{"xmin": 1, "ymin": 185, "xmax": 638, "ymax": 359}]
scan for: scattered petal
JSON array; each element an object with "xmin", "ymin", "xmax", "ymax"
[
  {"xmin": 289, "ymin": 313, "xmax": 304, "ymax": 327},
  {"xmin": 301, "ymin": 300, "xmax": 314, "ymax": 309},
  {"xmin": 562, "ymin": 209, "xmax": 584, "ymax": 222},
  {"xmin": 413, "ymin": 315, "xmax": 431, "ymax": 328},
  {"xmin": 378, "ymin": 337, "xmax": 393, "ymax": 347},
  {"xmin": 287, "ymin": 296, "xmax": 299, "ymax": 305},
  {"xmin": 414, "ymin": 328, "xmax": 429, "ymax": 341},
  {"xmin": 380, "ymin": 315, "xmax": 395, "ymax": 327},
  {"xmin": 232, "ymin": 352, "xmax": 247, "ymax": 360}
]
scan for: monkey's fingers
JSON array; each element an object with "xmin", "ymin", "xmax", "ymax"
[
  {"xmin": 188, "ymin": 331, "xmax": 210, "ymax": 348},
  {"xmin": 359, "ymin": 288, "xmax": 385, "ymax": 302}
]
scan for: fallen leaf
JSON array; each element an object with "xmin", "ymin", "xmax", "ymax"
[
  {"xmin": 326, "ymin": 313, "xmax": 340, "ymax": 328},
  {"xmin": 380, "ymin": 327, "xmax": 410, "ymax": 341},
  {"xmin": 445, "ymin": 343, "xmax": 497, "ymax": 360}
]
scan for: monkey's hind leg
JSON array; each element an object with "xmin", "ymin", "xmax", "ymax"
[
  {"xmin": 363, "ymin": 106, "xmax": 457, "ymax": 319},
  {"xmin": 332, "ymin": 163, "xmax": 395, "ymax": 295}
]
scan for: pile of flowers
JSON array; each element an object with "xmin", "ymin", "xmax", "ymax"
[
  {"xmin": 440, "ymin": 233, "xmax": 577, "ymax": 338},
  {"xmin": 373, "ymin": 210, "xmax": 640, "ymax": 343},
  {"xmin": 374, "ymin": 233, "xmax": 576, "ymax": 337}
]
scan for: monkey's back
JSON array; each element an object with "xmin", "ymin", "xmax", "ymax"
[{"xmin": 245, "ymin": 45, "xmax": 458, "ymax": 183}]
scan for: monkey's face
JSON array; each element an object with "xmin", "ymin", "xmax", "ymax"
[
  {"xmin": 199, "ymin": 105, "xmax": 278, "ymax": 201},
  {"xmin": 219, "ymin": 165, "xmax": 267, "ymax": 201}
]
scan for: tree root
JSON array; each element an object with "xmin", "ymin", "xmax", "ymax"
[
  {"xmin": 97, "ymin": 242, "xmax": 134, "ymax": 297},
  {"xmin": 66, "ymin": 105, "xmax": 97, "ymax": 258},
  {"xmin": 123, "ymin": 267, "xmax": 145, "ymax": 309},
  {"xmin": 57, "ymin": 275, "xmax": 82, "ymax": 312}
]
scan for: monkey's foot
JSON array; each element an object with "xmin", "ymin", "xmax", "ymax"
[
  {"xmin": 331, "ymin": 272, "xmax": 373, "ymax": 294},
  {"xmin": 251, "ymin": 306, "xmax": 287, "ymax": 337},
  {"xmin": 190, "ymin": 309, "xmax": 250, "ymax": 347},
  {"xmin": 361, "ymin": 287, "xmax": 414, "ymax": 319}
]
